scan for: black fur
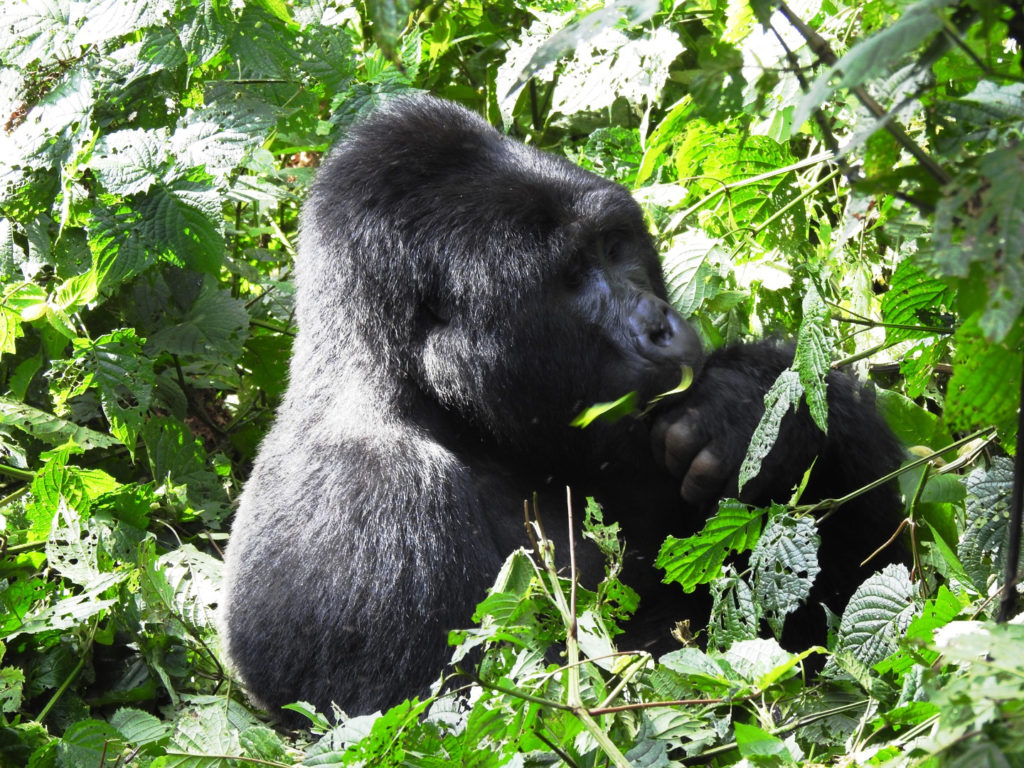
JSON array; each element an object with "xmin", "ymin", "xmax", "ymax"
[{"xmin": 222, "ymin": 96, "xmax": 906, "ymax": 721}]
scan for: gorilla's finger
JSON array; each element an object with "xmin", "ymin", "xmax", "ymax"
[
  {"xmin": 680, "ymin": 447, "xmax": 729, "ymax": 506},
  {"xmin": 649, "ymin": 413, "xmax": 671, "ymax": 468},
  {"xmin": 661, "ymin": 412, "xmax": 706, "ymax": 478}
]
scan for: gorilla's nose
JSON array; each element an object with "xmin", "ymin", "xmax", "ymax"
[{"xmin": 629, "ymin": 294, "xmax": 703, "ymax": 368}]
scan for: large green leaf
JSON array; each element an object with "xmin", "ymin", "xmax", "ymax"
[
  {"xmin": 793, "ymin": 286, "xmax": 831, "ymax": 433},
  {"xmin": 0, "ymin": 396, "xmax": 119, "ymax": 450},
  {"xmin": 738, "ymin": 369, "xmax": 803, "ymax": 494},
  {"xmin": 833, "ymin": 563, "xmax": 916, "ymax": 668},
  {"xmin": 750, "ymin": 512, "xmax": 821, "ymax": 636},
  {"xmin": 657, "ymin": 500, "xmax": 763, "ymax": 592},
  {"xmin": 958, "ymin": 457, "xmax": 1016, "ymax": 594}
]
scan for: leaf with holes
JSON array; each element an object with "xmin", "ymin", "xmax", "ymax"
[{"xmin": 751, "ymin": 512, "xmax": 821, "ymax": 636}]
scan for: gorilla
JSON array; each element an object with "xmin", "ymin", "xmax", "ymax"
[{"xmin": 222, "ymin": 95, "xmax": 906, "ymax": 721}]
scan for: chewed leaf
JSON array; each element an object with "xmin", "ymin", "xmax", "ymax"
[
  {"xmin": 571, "ymin": 391, "xmax": 639, "ymax": 427},
  {"xmin": 648, "ymin": 365, "xmax": 696, "ymax": 406},
  {"xmin": 571, "ymin": 365, "xmax": 695, "ymax": 427}
]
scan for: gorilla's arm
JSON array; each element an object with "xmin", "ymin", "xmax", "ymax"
[{"xmin": 650, "ymin": 341, "xmax": 909, "ymax": 645}]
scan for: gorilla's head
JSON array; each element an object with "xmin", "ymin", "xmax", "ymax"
[{"xmin": 298, "ymin": 96, "xmax": 703, "ymax": 460}]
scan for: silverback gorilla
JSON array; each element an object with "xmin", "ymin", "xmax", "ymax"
[{"xmin": 222, "ymin": 95, "xmax": 906, "ymax": 721}]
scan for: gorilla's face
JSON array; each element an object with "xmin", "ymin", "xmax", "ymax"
[
  {"xmin": 414, "ymin": 174, "xmax": 703, "ymax": 456},
  {"xmin": 306, "ymin": 96, "xmax": 703, "ymax": 459},
  {"xmin": 555, "ymin": 227, "xmax": 703, "ymax": 402}
]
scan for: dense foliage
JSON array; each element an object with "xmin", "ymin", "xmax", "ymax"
[{"xmin": 1, "ymin": 0, "xmax": 1022, "ymax": 764}]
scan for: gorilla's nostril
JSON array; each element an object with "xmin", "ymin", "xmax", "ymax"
[{"xmin": 649, "ymin": 325, "xmax": 670, "ymax": 345}]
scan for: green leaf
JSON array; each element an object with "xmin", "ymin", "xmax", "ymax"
[
  {"xmin": 720, "ymin": 637, "xmax": 803, "ymax": 688},
  {"xmin": 365, "ymin": 0, "xmax": 419, "ymax": 62},
  {"xmin": 750, "ymin": 512, "xmax": 821, "ymax": 636},
  {"xmin": 675, "ymin": 131, "xmax": 802, "ymax": 245},
  {"xmin": 142, "ymin": 417, "xmax": 230, "ymax": 522},
  {"xmin": 933, "ymin": 145, "xmax": 1024, "ymax": 343},
  {"xmin": 250, "ymin": 0, "xmax": 293, "ymax": 24},
  {"xmin": 0, "ymin": 395, "xmax": 119, "ymax": 450},
  {"xmin": 734, "ymin": 721, "xmax": 794, "ymax": 762},
  {"xmin": 653, "ymin": 647, "xmax": 732, "ymax": 697},
  {"xmin": 793, "ymin": 285, "xmax": 831, "ymax": 433},
  {"xmin": 147, "ymin": 280, "xmax": 249, "ymax": 362},
  {"xmin": 1, "ymin": 0, "xmax": 75, "ymax": 69},
  {"xmin": 0, "ymin": 665, "xmax": 25, "ymax": 714},
  {"xmin": 571, "ymin": 391, "xmax": 639, "ymax": 427},
  {"xmin": 738, "ymin": 369, "xmax": 803, "ymax": 494},
  {"xmin": 136, "ymin": 175, "xmax": 225, "ymax": 275},
  {"xmin": 28, "ymin": 458, "xmax": 118, "ymax": 538},
  {"xmin": 958, "ymin": 457, "xmax": 1016, "ymax": 593},
  {"xmin": 833, "ymin": 563, "xmax": 916, "ymax": 668},
  {"xmin": 708, "ymin": 565, "xmax": 759, "ymax": 649},
  {"xmin": 882, "ymin": 261, "xmax": 955, "ymax": 344},
  {"xmin": 91, "ymin": 128, "xmax": 170, "ymax": 196},
  {"xmin": 660, "ymin": 232, "xmax": 724, "ymax": 317},
  {"xmin": 73, "ymin": 0, "xmax": 166, "ymax": 48},
  {"xmin": 657, "ymin": 500, "xmax": 762, "ymax": 591},
  {"xmin": 56, "ymin": 720, "xmax": 124, "ymax": 768},
  {"xmin": 168, "ymin": 704, "xmax": 241, "ymax": 758},
  {"xmin": 178, "ymin": 0, "xmax": 229, "ymax": 66},
  {"xmin": 946, "ymin": 317, "xmax": 1023, "ymax": 442},
  {"xmin": 154, "ymin": 544, "xmax": 223, "ymax": 632},
  {"xmin": 171, "ymin": 100, "xmax": 276, "ymax": 179},
  {"xmin": 9, "ymin": 571, "xmax": 124, "ymax": 638},
  {"xmin": 46, "ymin": 502, "xmax": 105, "ymax": 587},
  {"xmin": 8, "ymin": 68, "xmax": 94, "ymax": 161},
  {"xmin": 795, "ymin": 0, "xmax": 956, "ymax": 126},
  {"xmin": 501, "ymin": 0, "xmax": 659, "ymax": 101},
  {"xmin": 69, "ymin": 328, "xmax": 156, "ymax": 455},
  {"xmin": 110, "ymin": 707, "xmax": 171, "ymax": 748}
]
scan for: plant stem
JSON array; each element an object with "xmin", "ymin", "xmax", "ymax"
[
  {"xmin": 777, "ymin": 1, "xmax": 952, "ymax": 185},
  {"xmin": 812, "ymin": 427, "xmax": 997, "ymax": 523},
  {"xmin": 37, "ymin": 619, "xmax": 99, "ymax": 722}
]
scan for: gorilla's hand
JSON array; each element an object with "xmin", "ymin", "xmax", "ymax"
[{"xmin": 650, "ymin": 344, "xmax": 824, "ymax": 510}]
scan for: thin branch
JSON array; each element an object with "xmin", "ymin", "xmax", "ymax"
[
  {"xmin": 811, "ymin": 427, "xmax": 997, "ymax": 524},
  {"xmin": 0, "ymin": 464, "xmax": 34, "ymax": 481},
  {"xmin": 669, "ymin": 151, "xmax": 834, "ymax": 227},
  {"xmin": 37, "ymin": 618, "xmax": 100, "ymax": 722},
  {"xmin": 684, "ymin": 700, "xmax": 872, "ymax": 764},
  {"xmin": 769, "ymin": 21, "xmax": 851, "ymax": 179},
  {"xmin": 777, "ymin": 1, "xmax": 952, "ymax": 186},
  {"xmin": 830, "ymin": 313, "xmax": 954, "ymax": 336}
]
